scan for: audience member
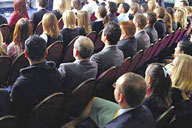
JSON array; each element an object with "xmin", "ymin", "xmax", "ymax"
[
  {"xmin": 106, "ymin": 1, "xmax": 118, "ymax": 23},
  {"xmin": 30, "ymin": 0, "xmax": 48, "ymax": 31},
  {"xmin": 58, "ymin": 36, "xmax": 97, "ymax": 93},
  {"xmin": 88, "ymin": 73, "xmax": 155, "ymax": 128},
  {"xmin": 148, "ymin": 0, "xmax": 156, "ymax": 12},
  {"xmin": 144, "ymin": 63, "xmax": 172, "ymax": 119},
  {"xmin": 173, "ymin": 40, "xmax": 192, "ymax": 57},
  {"xmin": 10, "ymin": 35, "xmax": 62, "ymax": 126},
  {"xmin": 134, "ymin": 14, "xmax": 150, "ymax": 51},
  {"xmin": 0, "ymin": 89, "xmax": 10, "ymax": 117},
  {"xmin": 82, "ymin": 0, "xmax": 98, "ymax": 15},
  {"xmin": 8, "ymin": 0, "xmax": 29, "ymax": 27},
  {"xmin": 40, "ymin": 13, "xmax": 63, "ymax": 47},
  {"xmin": 90, "ymin": 22, "xmax": 124, "ymax": 76},
  {"xmin": 175, "ymin": 8, "xmax": 188, "ymax": 29},
  {"xmin": 180, "ymin": 0, "xmax": 189, "ymax": 7},
  {"xmin": 65, "ymin": 0, "xmax": 72, "ymax": 10},
  {"xmin": 117, "ymin": 3, "xmax": 130, "ymax": 23},
  {"xmin": 117, "ymin": 21, "xmax": 137, "ymax": 58},
  {"xmin": 91, "ymin": 5, "xmax": 110, "ymax": 34},
  {"xmin": 166, "ymin": 7, "xmax": 177, "ymax": 32},
  {"xmin": 144, "ymin": 11, "xmax": 158, "ymax": 43},
  {"xmin": 77, "ymin": 11, "xmax": 92, "ymax": 35},
  {"xmin": 7, "ymin": 18, "xmax": 32, "ymax": 60},
  {"xmin": 141, "ymin": 3, "xmax": 149, "ymax": 14},
  {"xmin": 72, "ymin": 0, "xmax": 82, "ymax": 14},
  {"xmin": 154, "ymin": 7, "xmax": 167, "ymax": 39},
  {"xmin": 164, "ymin": 12, "xmax": 173, "ymax": 34},
  {"xmin": 0, "ymin": 31, "xmax": 7, "ymax": 56},
  {"xmin": 128, "ymin": 2, "xmax": 139, "ymax": 20},
  {"xmin": 60, "ymin": 10, "xmax": 79, "ymax": 47},
  {"xmin": 0, "ymin": 14, "xmax": 8, "ymax": 25},
  {"xmin": 52, "ymin": 0, "xmax": 66, "ymax": 20}
]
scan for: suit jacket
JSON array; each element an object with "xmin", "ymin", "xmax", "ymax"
[
  {"xmin": 30, "ymin": 8, "xmax": 48, "ymax": 31},
  {"xmin": 90, "ymin": 46, "xmax": 124, "ymax": 76},
  {"xmin": 91, "ymin": 20, "xmax": 104, "ymax": 34},
  {"xmin": 145, "ymin": 25, "xmax": 158, "ymax": 44},
  {"xmin": 104, "ymin": 105, "xmax": 156, "ymax": 128},
  {"xmin": 0, "ymin": 89, "xmax": 10, "ymax": 117},
  {"xmin": 117, "ymin": 37, "xmax": 137, "ymax": 58},
  {"xmin": 154, "ymin": 19, "xmax": 167, "ymax": 39},
  {"xmin": 58, "ymin": 60, "xmax": 98, "ymax": 93},
  {"xmin": 135, "ymin": 30, "xmax": 150, "ymax": 51}
]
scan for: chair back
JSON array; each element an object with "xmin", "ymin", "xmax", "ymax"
[
  {"xmin": 175, "ymin": 29, "xmax": 185, "ymax": 43},
  {"xmin": 167, "ymin": 28, "xmax": 181, "ymax": 48},
  {"xmin": 63, "ymin": 36, "xmax": 79, "ymax": 63},
  {"xmin": 27, "ymin": 92, "xmax": 65, "ymax": 128},
  {"xmin": 0, "ymin": 57, "xmax": 11, "ymax": 87},
  {"xmin": 156, "ymin": 106, "xmax": 175, "ymax": 128},
  {"xmin": 65, "ymin": 78, "xmax": 95, "ymax": 117},
  {"xmin": 116, "ymin": 57, "xmax": 131, "ymax": 79},
  {"xmin": 86, "ymin": 31, "xmax": 97, "ymax": 43},
  {"xmin": 46, "ymin": 41, "xmax": 64, "ymax": 65},
  {"xmin": 0, "ymin": 24, "xmax": 12, "ymax": 43},
  {"xmin": 127, "ymin": 50, "xmax": 143, "ymax": 72},
  {"xmin": 35, "ymin": 21, "xmax": 43, "ymax": 35},
  {"xmin": 94, "ymin": 30, "xmax": 104, "ymax": 53},
  {"xmin": 0, "ymin": 115, "xmax": 18, "ymax": 128},
  {"xmin": 8, "ymin": 53, "xmax": 29, "ymax": 86},
  {"xmin": 95, "ymin": 67, "xmax": 116, "ymax": 101},
  {"xmin": 58, "ymin": 18, "xmax": 64, "ymax": 30}
]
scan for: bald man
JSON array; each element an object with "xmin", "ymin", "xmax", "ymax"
[{"xmin": 58, "ymin": 36, "xmax": 98, "ymax": 94}]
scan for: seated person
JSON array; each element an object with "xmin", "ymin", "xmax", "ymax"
[
  {"xmin": 58, "ymin": 36, "xmax": 97, "ymax": 93},
  {"xmin": 88, "ymin": 73, "xmax": 155, "ymax": 128},
  {"xmin": 134, "ymin": 14, "xmax": 150, "ymax": 51},
  {"xmin": 145, "ymin": 11, "xmax": 158, "ymax": 44},
  {"xmin": 0, "ymin": 89, "xmax": 10, "ymax": 117},
  {"xmin": 106, "ymin": 1, "xmax": 118, "ymax": 23},
  {"xmin": 90, "ymin": 21, "xmax": 124, "ymax": 76},
  {"xmin": 117, "ymin": 21, "xmax": 137, "ymax": 58},
  {"xmin": 128, "ymin": 2, "xmax": 139, "ymax": 21},
  {"xmin": 10, "ymin": 35, "xmax": 62, "ymax": 126},
  {"xmin": 117, "ymin": 2, "xmax": 130, "ymax": 23}
]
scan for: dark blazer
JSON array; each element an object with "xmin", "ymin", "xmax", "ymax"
[
  {"xmin": 58, "ymin": 60, "xmax": 98, "ymax": 93},
  {"xmin": 135, "ymin": 30, "xmax": 150, "ymax": 51},
  {"xmin": 108, "ymin": 13, "xmax": 118, "ymax": 23},
  {"xmin": 30, "ymin": 8, "xmax": 48, "ymax": 31},
  {"xmin": 154, "ymin": 19, "xmax": 167, "ymax": 39},
  {"xmin": 52, "ymin": 10, "xmax": 62, "ymax": 20},
  {"xmin": 145, "ymin": 25, "xmax": 158, "ymax": 44},
  {"xmin": 104, "ymin": 105, "xmax": 156, "ymax": 128},
  {"xmin": 10, "ymin": 61, "xmax": 62, "ymax": 121},
  {"xmin": 90, "ymin": 46, "xmax": 124, "ymax": 76},
  {"xmin": 0, "ymin": 89, "xmax": 10, "ymax": 117},
  {"xmin": 117, "ymin": 37, "xmax": 137, "ymax": 58},
  {"xmin": 91, "ymin": 20, "xmax": 104, "ymax": 34}
]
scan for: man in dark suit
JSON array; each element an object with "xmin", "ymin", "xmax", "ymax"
[
  {"xmin": 10, "ymin": 35, "xmax": 62, "ymax": 126},
  {"xmin": 134, "ymin": 14, "xmax": 150, "ymax": 51},
  {"xmin": 58, "ymin": 36, "xmax": 97, "ymax": 93},
  {"xmin": 145, "ymin": 11, "xmax": 158, "ymax": 44},
  {"xmin": 87, "ymin": 73, "xmax": 155, "ymax": 128},
  {"xmin": 90, "ymin": 21, "xmax": 124, "ymax": 76},
  {"xmin": 30, "ymin": 0, "xmax": 48, "ymax": 31},
  {"xmin": 154, "ymin": 7, "xmax": 167, "ymax": 39}
]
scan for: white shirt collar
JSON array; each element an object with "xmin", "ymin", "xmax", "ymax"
[{"xmin": 118, "ymin": 108, "xmax": 135, "ymax": 116}]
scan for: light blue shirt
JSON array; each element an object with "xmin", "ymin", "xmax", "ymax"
[{"xmin": 117, "ymin": 13, "xmax": 129, "ymax": 23}]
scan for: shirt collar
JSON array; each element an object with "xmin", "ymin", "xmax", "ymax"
[
  {"xmin": 95, "ymin": 18, "xmax": 103, "ymax": 22},
  {"xmin": 118, "ymin": 107, "xmax": 135, "ymax": 116}
]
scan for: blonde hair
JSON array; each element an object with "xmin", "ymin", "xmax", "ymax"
[
  {"xmin": 53, "ymin": 0, "xmax": 66, "ymax": 14},
  {"xmin": 77, "ymin": 11, "xmax": 92, "ymax": 34},
  {"xmin": 114, "ymin": 0, "xmax": 124, "ymax": 4},
  {"xmin": 148, "ymin": 0, "xmax": 156, "ymax": 12},
  {"xmin": 0, "ymin": 31, "xmax": 6, "ymax": 56},
  {"xmin": 175, "ymin": 8, "xmax": 187, "ymax": 29},
  {"xmin": 171, "ymin": 54, "xmax": 192, "ymax": 99},
  {"xmin": 42, "ymin": 13, "xmax": 60, "ymax": 39},
  {"xmin": 164, "ymin": 13, "xmax": 173, "ymax": 34},
  {"xmin": 63, "ymin": 10, "xmax": 76, "ymax": 29}
]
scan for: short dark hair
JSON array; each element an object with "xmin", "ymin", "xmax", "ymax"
[
  {"xmin": 108, "ymin": 1, "xmax": 117, "ymax": 14},
  {"xmin": 120, "ymin": 73, "xmax": 147, "ymax": 107},
  {"xmin": 74, "ymin": 36, "xmax": 94, "ymax": 59},
  {"xmin": 134, "ymin": 14, "xmax": 147, "ymax": 29},
  {"xmin": 146, "ymin": 11, "xmax": 157, "ymax": 25},
  {"xmin": 98, "ymin": 5, "xmax": 107, "ymax": 18},
  {"xmin": 121, "ymin": 3, "xmax": 130, "ymax": 13},
  {"xmin": 38, "ymin": 0, "xmax": 48, "ymax": 8},
  {"xmin": 25, "ymin": 35, "xmax": 47, "ymax": 61},
  {"xmin": 166, "ymin": 7, "xmax": 175, "ymax": 20},
  {"xmin": 103, "ymin": 21, "xmax": 121, "ymax": 45},
  {"xmin": 178, "ymin": 40, "xmax": 192, "ymax": 56},
  {"xmin": 141, "ymin": 3, "xmax": 149, "ymax": 13}
]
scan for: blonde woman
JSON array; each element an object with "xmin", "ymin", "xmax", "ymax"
[
  {"xmin": 148, "ymin": 0, "xmax": 156, "ymax": 12},
  {"xmin": 175, "ymin": 8, "xmax": 187, "ymax": 29},
  {"xmin": 77, "ymin": 10, "xmax": 92, "ymax": 35},
  {"xmin": 60, "ymin": 10, "xmax": 79, "ymax": 46},
  {"xmin": 52, "ymin": 0, "xmax": 66, "ymax": 20},
  {"xmin": 0, "ymin": 31, "xmax": 7, "ymax": 56},
  {"xmin": 164, "ymin": 12, "xmax": 173, "ymax": 34},
  {"xmin": 41, "ymin": 13, "xmax": 63, "ymax": 47}
]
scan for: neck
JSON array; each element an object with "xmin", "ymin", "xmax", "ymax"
[
  {"xmin": 136, "ymin": 27, "xmax": 143, "ymax": 32},
  {"xmin": 75, "ymin": 56, "xmax": 89, "ymax": 61},
  {"xmin": 29, "ymin": 59, "xmax": 45, "ymax": 65},
  {"xmin": 119, "ymin": 102, "xmax": 131, "ymax": 109},
  {"xmin": 104, "ymin": 41, "xmax": 116, "ymax": 47}
]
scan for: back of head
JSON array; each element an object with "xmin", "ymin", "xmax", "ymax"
[
  {"xmin": 178, "ymin": 40, "xmax": 192, "ymax": 56},
  {"xmin": 141, "ymin": 3, "xmax": 149, "ymax": 13},
  {"xmin": 146, "ymin": 11, "xmax": 157, "ymax": 25},
  {"xmin": 13, "ymin": 0, "xmax": 27, "ymax": 15},
  {"xmin": 107, "ymin": 1, "xmax": 117, "ymax": 14},
  {"xmin": 118, "ymin": 72, "xmax": 147, "ymax": 107},
  {"xmin": 134, "ymin": 14, "xmax": 147, "ymax": 29},
  {"xmin": 25, "ymin": 35, "xmax": 47, "ymax": 62},
  {"xmin": 166, "ymin": 7, "xmax": 175, "ymax": 21},
  {"xmin": 120, "ymin": 21, "xmax": 136, "ymax": 37},
  {"xmin": 154, "ymin": 7, "xmax": 165, "ymax": 19},
  {"xmin": 72, "ymin": 0, "xmax": 81, "ymax": 10},
  {"xmin": 97, "ymin": 5, "xmax": 107, "ymax": 18},
  {"xmin": 63, "ymin": 10, "xmax": 76, "ymax": 29},
  {"xmin": 148, "ymin": 0, "xmax": 156, "ymax": 11},
  {"xmin": 121, "ymin": 2, "xmax": 130, "ymax": 13},
  {"xmin": 103, "ymin": 21, "xmax": 121, "ymax": 45},
  {"xmin": 38, "ymin": 0, "xmax": 48, "ymax": 8},
  {"xmin": 53, "ymin": 0, "xmax": 66, "ymax": 14},
  {"xmin": 74, "ymin": 36, "xmax": 94, "ymax": 59},
  {"xmin": 130, "ymin": 2, "xmax": 139, "ymax": 14},
  {"xmin": 164, "ymin": 13, "xmax": 173, "ymax": 33},
  {"xmin": 175, "ymin": 8, "xmax": 187, "ymax": 29}
]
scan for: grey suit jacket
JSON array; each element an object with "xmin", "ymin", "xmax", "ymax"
[
  {"xmin": 90, "ymin": 46, "xmax": 124, "ymax": 76},
  {"xmin": 145, "ymin": 25, "xmax": 158, "ymax": 44},
  {"xmin": 58, "ymin": 60, "xmax": 97, "ymax": 93},
  {"xmin": 135, "ymin": 30, "xmax": 150, "ymax": 51}
]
